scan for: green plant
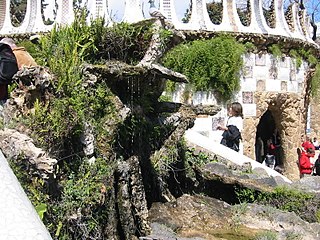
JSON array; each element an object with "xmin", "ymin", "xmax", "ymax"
[
  {"xmin": 236, "ymin": 186, "xmax": 319, "ymax": 223},
  {"xmin": 253, "ymin": 230, "xmax": 277, "ymax": 240},
  {"xmin": 231, "ymin": 203, "xmax": 248, "ymax": 230},
  {"xmin": 285, "ymin": 231, "xmax": 302, "ymax": 240},
  {"xmin": 316, "ymin": 209, "xmax": 320, "ymax": 222},
  {"xmin": 268, "ymin": 44, "xmax": 282, "ymax": 58},
  {"xmin": 235, "ymin": 187, "xmax": 258, "ymax": 203},
  {"xmin": 289, "ymin": 49, "xmax": 303, "ymax": 68},
  {"xmin": 311, "ymin": 64, "xmax": 320, "ymax": 97},
  {"xmin": 162, "ymin": 35, "xmax": 245, "ymax": 100}
]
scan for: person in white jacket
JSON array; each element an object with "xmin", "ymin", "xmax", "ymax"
[{"xmin": 217, "ymin": 102, "xmax": 243, "ymax": 152}]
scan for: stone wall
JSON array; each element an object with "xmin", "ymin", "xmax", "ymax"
[
  {"xmin": 310, "ymin": 99, "xmax": 320, "ymax": 140},
  {"xmin": 243, "ymin": 92, "xmax": 306, "ymax": 181}
]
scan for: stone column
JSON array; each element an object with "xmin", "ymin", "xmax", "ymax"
[
  {"xmin": 0, "ymin": 150, "xmax": 52, "ymax": 239},
  {"xmin": 23, "ymin": 0, "xmax": 48, "ymax": 33},
  {"xmin": 122, "ymin": 0, "xmax": 144, "ymax": 23},
  {"xmin": 250, "ymin": 92, "xmax": 304, "ymax": 181},
  {"xmin": 289, "ymin": 2, "xmax": 305, "ymax": 40},
  {"xmin": 273, "ymin": 0, "xmax": 291, "ymax": 37},
  {"xmin": 270, "ymin": 93, "xmax": 304, "ymax": 181},
  {"xmin": 56, "ymin": 0, "xmax": 74, "ymax": 26},
  {"xmin": 87, "ymin": 0, "xmax": 111, "ymax": 25},
  {"xmin": 0, "ymin": 0, "xmax": 14, "ymax": 34}
]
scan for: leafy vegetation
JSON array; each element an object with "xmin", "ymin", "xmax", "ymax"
[
  {"xmin": 235, "ymin": 186, "xmax": 320, "ymax": 223},
  {"xmin": 7, "ymin": 12, "xmax": 155, "ymax": 239},
  {"xmin": 162, "ymin": 35, "xmax": 245, "ymax": 100}
]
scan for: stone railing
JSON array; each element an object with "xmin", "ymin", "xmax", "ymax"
[{"xmin": 0, "ymin": 0, "xmax": 316, "ymax": 44}]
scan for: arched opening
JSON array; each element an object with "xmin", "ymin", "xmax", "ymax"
[{"xmin": 255, "ymin": 110, "xmax": 283, "ymax": 168}]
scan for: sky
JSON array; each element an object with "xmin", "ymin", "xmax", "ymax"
[{"xmin": 42, "ymin": 0, "xmax": 319, "ymax": 24}]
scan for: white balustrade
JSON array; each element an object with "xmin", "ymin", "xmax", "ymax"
[{"xmin": 0, "ymin": 0, "xmax": 316, "ymax": 45}]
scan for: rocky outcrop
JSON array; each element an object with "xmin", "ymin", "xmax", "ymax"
[
  {"xmin": 144, "ymin": 194, "xmax": 320, "ymax": 240},
  {"xmin": 0, "ymin": 128, "xmax": 57, "ymax": 179}
]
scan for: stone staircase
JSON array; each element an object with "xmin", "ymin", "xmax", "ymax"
[{"xmin": 184, "ymin": 129, "xmax": 292, "ymax": 184}]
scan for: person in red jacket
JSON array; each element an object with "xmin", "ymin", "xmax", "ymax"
[
  {"xmin": 299, "ymin": 147, "xmax": 315, "ymax": 178},
  {"xmin": 301, "ymin": 135, "xmax": 315, "ymax": 151}
]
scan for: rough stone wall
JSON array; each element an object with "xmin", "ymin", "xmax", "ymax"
[
  {"xmin": 242, "ymin": 92, "xmax": 306, "ymax": 181},
  {"xmin": 310, "ymin": 99, "xmax": 320, "ymax": 139}
]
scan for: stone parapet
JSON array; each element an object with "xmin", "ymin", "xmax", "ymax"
[
  {"xmin": 0, "ymin": 150, "xmax": 52, "ymax": 239},
  {"xmin": 0, "ymin": 0, "xmax": 317, "ymax": 48}
]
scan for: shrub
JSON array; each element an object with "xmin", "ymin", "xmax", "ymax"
[{"xmin": 162, "ymin": 35, "xmax": 245, "ymax": 101}]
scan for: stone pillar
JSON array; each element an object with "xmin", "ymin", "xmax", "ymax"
[
  {"xmin": 87, "ymin": 0, "xmax": 111, "ymax": 25},
  {"xmin": 122, "ymin": 0, "xmax": 144, "ymax": 23},
  {"xmin": 271, "ymin": 93, "xmax": 304, "ymax": 181},
  {"xmin": 289, "ymin": 2, "xmax": 305, "ymax": 40},
  {"xmin": 0, "ymin": 150, "xmax": 52, "ymax": 239},
  {"xmin": 23, "ymin": 0, "xmax": 48, "ymax": 33},
  {"xmin": 159, "ymin": 0, "xmax": 184, "ymax": 29},
  {"xmin": 56, "ymin": 0, "xmax": 74, "ymax": 26},
  {"xmin": 0, "ymin": 0, "xmax": 14, "ymax": 34},
  {"xmin": 189, "ymin": 0, "xmax": 207, "ymax": 30},
  {"xmin": 273, "ymin": 0, "xmax": 291, "ymax": 37}
]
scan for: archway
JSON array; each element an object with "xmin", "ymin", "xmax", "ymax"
[{"xmin": 255, "ymin": 110, "xmax": 283, "ymax": 167}]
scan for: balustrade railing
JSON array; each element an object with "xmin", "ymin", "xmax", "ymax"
[{"xmin": 0, "ymin": 0, "xmax": 315, "ymax": 44}]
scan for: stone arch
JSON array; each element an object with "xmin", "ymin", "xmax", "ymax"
[
  {"xmin": 255, "ymin": 110, "xmax": 280, "ymax": 164},
  {"xmin": 243, "ymin": 92, "xmax": 306, "ymax": 180}
]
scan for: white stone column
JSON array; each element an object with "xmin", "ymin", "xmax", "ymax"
[
  {"xmin": 0, "ymin": 150, "xmax": 52, "ymax": 239},
  {"xmin": 188, "ymin": 0, "xmax": 217, "ymax": 31},
  {"xmin": 218, "ymin": 0, "xmax": 234, "ymax": 31},
  {"xmin": 290, "ymin": 2, "xmax": 305, "ymax": 40},
  {"xmin": 19, "ymin": 0, "xmax": 49, "ymax": 33},
  {"xmin": 87, "ymin": 0, "xmax": 112, "ymax": 25},
  {"xmin": 0, "ymin": 0, "xmax": 14, "ymax": 34},
  {"xmin": 55, "ymin": 0, "xmax": 74, "ymax": 26},
  {"xmin": 272, "ymin": 0, "xmax": 291, "ymax": 37},
  {"xmin": 159, "ymin": 0, "xmax": 189, "ymax": 30},
  {"xmin": 122, "ymin": 0, "xmax": 144, "ymax": 23}
]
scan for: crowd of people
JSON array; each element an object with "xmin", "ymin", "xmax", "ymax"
[{"xmin": 216, "ymin": 101, "xmax": 320, "ymax": 179}]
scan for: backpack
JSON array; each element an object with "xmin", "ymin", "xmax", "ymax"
[
  {"xmin": 264, "ymin": 154, "xmax": 275, "ymax": 169},
  {"xmin": 220, "ymin": 125, "xmax": 242, "ymax": 152},
  {"xmin": 0, "ymin": 43, "xmax": 18, "ymax": 85}
]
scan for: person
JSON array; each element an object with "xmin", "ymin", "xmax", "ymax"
[
  {"xmin": 255, "ymin": 136, "xmax": 264, "ymax": 163},
  {"xmin": 0, "ymin": 38, "xmax": 37, "ymax": 103},
  {"xmin": 217, "ymin": 102, "xmax": 243, "ymax": 152},
  {"xmin": 263, "ymin": 138, "xmax": 276, "ymax": 169},
  {"xmin": 313, "ymin": 137, "xmax": 319, "ymax": 150},
  {"xmin": 0, "ymin": 38, "xmax": 37, "ymax": 70},
  {"xmin": 301, "ymin": 135, "xmax": 315, "ymax": 151},
  {"xmin": 313, "ymin": 154, "xmax": 320, "ymax": 176},
  {"xmin": 299, "ymin": 147, "xmax": 315, "ymax": 178},
  {"xmin": 271, "ymin": 129, "xmax": 281, "ymax": 166},
  {"xmin": 0, "ymin": 41, "xmax": 18, "ymax": 102}
]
